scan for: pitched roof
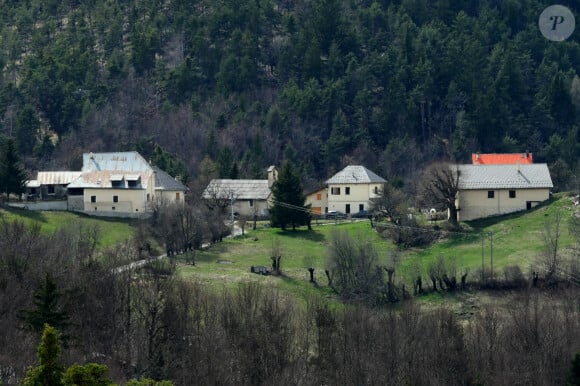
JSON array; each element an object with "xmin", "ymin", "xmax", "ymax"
[
  {"xmin": 326, "ymin": 165, "xmax": 386, "ymax": 184},
  {"xmin": 203, "ymin": 179, "xmax": 271, "ymax": 200},
  {"xmin": 82, "ymin": 151, "xmax": 151, "ymax": 172},
  {"xmin": 472, "ymin": 153, "xmax": 533, "ymax": 165},
  {"xmin": 455, "ymin": 164, "xmax": 553, "ymax": 190},
  {"xmin": 36, "ymin": 171, "xmax": 82, "ymax": 185},
  {"xmin": 67, "ymin": 170, "xmax": 153, "ymax": 189},
  {"xmin": 153, "ymin": 166, "xmax": 188, "ymax": 191}
]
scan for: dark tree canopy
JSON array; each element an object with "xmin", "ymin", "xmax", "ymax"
[
  {"xmin": 270, "ymin": 161, "xmax": 310, "ymax": 231},
  {"xmin": 0, "ymin": 138, "xmax": 27, "ymax": 198}
]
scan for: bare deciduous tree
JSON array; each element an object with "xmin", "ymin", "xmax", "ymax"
[{"xmin": 418, "ymin": 162, "xmax": 461, "ymax": 227}]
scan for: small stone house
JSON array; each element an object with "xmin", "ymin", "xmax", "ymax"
[{"xmin": 202, "ymin": 166, "xmax": 278, "ymax": 218}]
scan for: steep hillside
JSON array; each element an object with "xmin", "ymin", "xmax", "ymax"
[{"xmin": 0, "ymin": 0, "xmax": 578, "ymax": 192}]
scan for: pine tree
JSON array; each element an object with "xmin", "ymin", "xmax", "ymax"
[
  {"xmin": 0, "ymin": 138, "xmax": 27, "ymax": 199},
  {"xmin": 23, "ymin": 324, "xmax": 64, "ymax": 386},
  {"xmin": 20, "ymin": 274, "xmax": 70, "ymax": 335},
  {"xmin": 270, "ymin": 161, "xmax": 310, "ymax": 231}
]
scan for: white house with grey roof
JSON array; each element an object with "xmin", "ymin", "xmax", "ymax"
[
  {"xmin": 453, "ymin": 163, "xmax": 553, "ymax": 221},
  {"xmin": 202, "ymin": 166, "xmax": 277, "ymax": 217},
  {"xmin": 322, "ymin": 165, "xmax": 386, "ymax": 215},
  {"xmin": 65, "ymin": 151, "xmax": 187, "ymax": 218}
]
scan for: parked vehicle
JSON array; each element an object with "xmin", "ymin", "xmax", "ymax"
[
  {"xmin": 325, "ymin": 210, "xmax": 347, "ymax": 219},
  {"xmin": 352, "ymin": 210, "xmax": 371, "ymax": 219}
]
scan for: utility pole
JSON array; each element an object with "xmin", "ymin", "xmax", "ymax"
[
  {"xmin": 481, "ymin": 233, "xmax": 485, "ymax": 282},
  {"xmin": 490, "ymin": 231, "xmax": 494, "ymax": 282}
]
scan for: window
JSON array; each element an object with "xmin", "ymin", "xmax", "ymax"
[
  {"xmin": 331, "ymin": 187, "xmax": 341, "ymax": 195},
  {"xmin": 374, "ymin": 186, "xmax": 379, "ymax": 194},
  {"xmin": 316, "ymin": 193, "xmax": 322, "ymax": 200},
  {"xmin": 509, "ymin": 190, "xmax": 516, "ymax": 198},
  {"xmin": 176, "ymin": 192, "xmax": 180, "ymax": 201},
  {"xmin": 112, "ymin": 206, "xmax": 116, "ymax": 210},
  {"xmin": 113, "ymin": 195, "xmax": 119, "ymax": 203},
  {"xmin": 128, "ymin": 180, "xmax": 138, "ymax": 188},
  {"xmin": 345, "ymin": 187, "xmax": 350, "ymax": 195},
  {"xmin": 91, "ymin": 195, "xmax": 96, "ymax": 203},
  {"xmin": 359, "ymin": 204, "xmax": 364, "ymax": 211},
  {"xmin": 249, "ymin": 199, "xmax": 254, "ymax": 208},
  {"xmin": 345, "ymin": 204, "xmax": 351, "ymax": 214},
  {"xmin": 487, "ymin": 191, "xmax": 494, "ymax": 199},
  {"xmin": 47, "ymin": 185, "xmax": 55, "ymax": 194}
]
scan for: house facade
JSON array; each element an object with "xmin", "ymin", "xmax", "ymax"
[
  {"xmin": 324, "ymin": 165, "xmax": 386, "ymax": 215},
  {"xmin": 202, "ymin": 166, "xmax": 277, "ymax": 218},
  {"xmin": 66, "ymin": 152, "xmax": 187, "ymax": 218},
  {"xmin": 454, "ymin": 163, "xmax": 553, "ymax": 221},
  {"xmin": 305, "ymin": 187, "xmax": 328, "ymax": 215}
]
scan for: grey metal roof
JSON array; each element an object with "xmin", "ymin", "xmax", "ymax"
[
  {"xmin": 35, "ymin": 171, "xmax": 82, "ymax": 185},
  {"xmin": 203, "ymin": 179, "xmax": 271, "ymax": 200},
  {"xmin": 326, "ymin": 165, "xmax": 386, "ymax": 184},
  {"xmin": 82, "ymin": 151, "xmax": 151, "ymax": 172},
  {"xmin": 67, "ymin": 170, "xmax": 153, "ymax": 189},
  {"xmin": 454, "ymin": 164, "xmax": 553, "ymax": 190},
  {"xmin": 153, "ymin": 166, "xmax": 188, "ymax": 191}
]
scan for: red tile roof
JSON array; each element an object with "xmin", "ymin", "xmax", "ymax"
[{"xmin": 472, "ymin": 153, "xmax": 533, "ymax": 165}]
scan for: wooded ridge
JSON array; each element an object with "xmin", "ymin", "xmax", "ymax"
[{"xmin": 0, "ymin": 0, "xmax": 578, "ymax": 192}]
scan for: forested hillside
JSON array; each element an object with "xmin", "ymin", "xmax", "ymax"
[{"xmin": 0, "ymin": 0, "xmax": 579, "ymax": 191}]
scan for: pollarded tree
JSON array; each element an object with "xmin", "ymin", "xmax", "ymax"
[
  {"xmin": 0, "ymin": 137, "xmax": 27, "ymax": 199},
  {"xmin": 270, "ymin": 161, "xmax": 310, "ymax": 231}
]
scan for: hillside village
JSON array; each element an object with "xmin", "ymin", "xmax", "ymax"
[{"xmin": 17, "ymin": 151, "xmax": 555, "ymax": 225}]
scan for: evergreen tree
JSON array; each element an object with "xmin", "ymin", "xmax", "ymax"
[
  {"xmin": 0, "ymin": 138, "xmax": 27, "ymax": 199},
  {"xmin": 23, "ymin": 324, "xmax": 64, "ymax": 386},
  {"xmin": 270, "ymin": 161, "xmax": 310, "ymax": 231},
  {"xmin": 568, "ymin": 352, "xmax": 580, "ymax": 386},
  {"xmin": 20, "ymin": 273, "xmax": 70, "ymax": 335},
  {"xmin": 15, "ymin": 104, "xmax": 40, "ymax": 155}
]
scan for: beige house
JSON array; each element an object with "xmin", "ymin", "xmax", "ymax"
[
  {"xmin": 66, "ymin": 152, "xmax": 187, "ymax": 218},
  {"xmin": 202, "ymin": 166, "xmax": 277, "ymax": 218},
  {"xmin": 324, "ymin": 165, "xmax": 386, "ymax": 215},
  {"xmin": 454, "ymin": 163, "xmax": 553, "ymax": 221},
  {"xmin": 305, "ymin": 187, "xmax": 328, "ymax": 215}
]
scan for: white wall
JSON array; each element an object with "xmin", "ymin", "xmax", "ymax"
[
  {"xmin": 457, "ymin": 188, "xmax": 550, "ymax": 221},
  {"xmin": 327, "ymin": 183, "xmax": 382, "ymax": 213}
]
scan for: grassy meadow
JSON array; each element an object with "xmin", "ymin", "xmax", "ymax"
[
  {"xmin": 177, "ymin": 194, "xmax": 578, "ymax": 302},
  {"xmin": 0, "ymin": 206, "xmax": 136, "ymax": 247}
]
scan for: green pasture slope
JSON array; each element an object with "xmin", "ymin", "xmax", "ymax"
[
  {"xmin": 399, "ymin": 194, "xmax": 577, "ymax": 282},
  {"xmin": 179, "ymin": 194, "xmax": 578, "ymax": 301},
  {"xmin": 179, "ymin": 221, "xmax": 386, "ymax": 301},
  {"xmin": 0, "ymin": 207, "xmax": 135, "ymax": 247}
]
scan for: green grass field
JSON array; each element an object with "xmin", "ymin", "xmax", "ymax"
[
  {"xmin": 0, "ymin": 207, "xmax": 136, "ymax": 247},
  {"xmin": 398, "ymin": 194, "xmax": 577, "ymax": 281},
  {"xmin": 176, "ymin": 194, "xmax": 578, "ymax": 302}
]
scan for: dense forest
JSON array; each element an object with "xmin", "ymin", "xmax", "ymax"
[{"xmin": 0, "ymin": 0, "xmax": 578, "ymax": 193}]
